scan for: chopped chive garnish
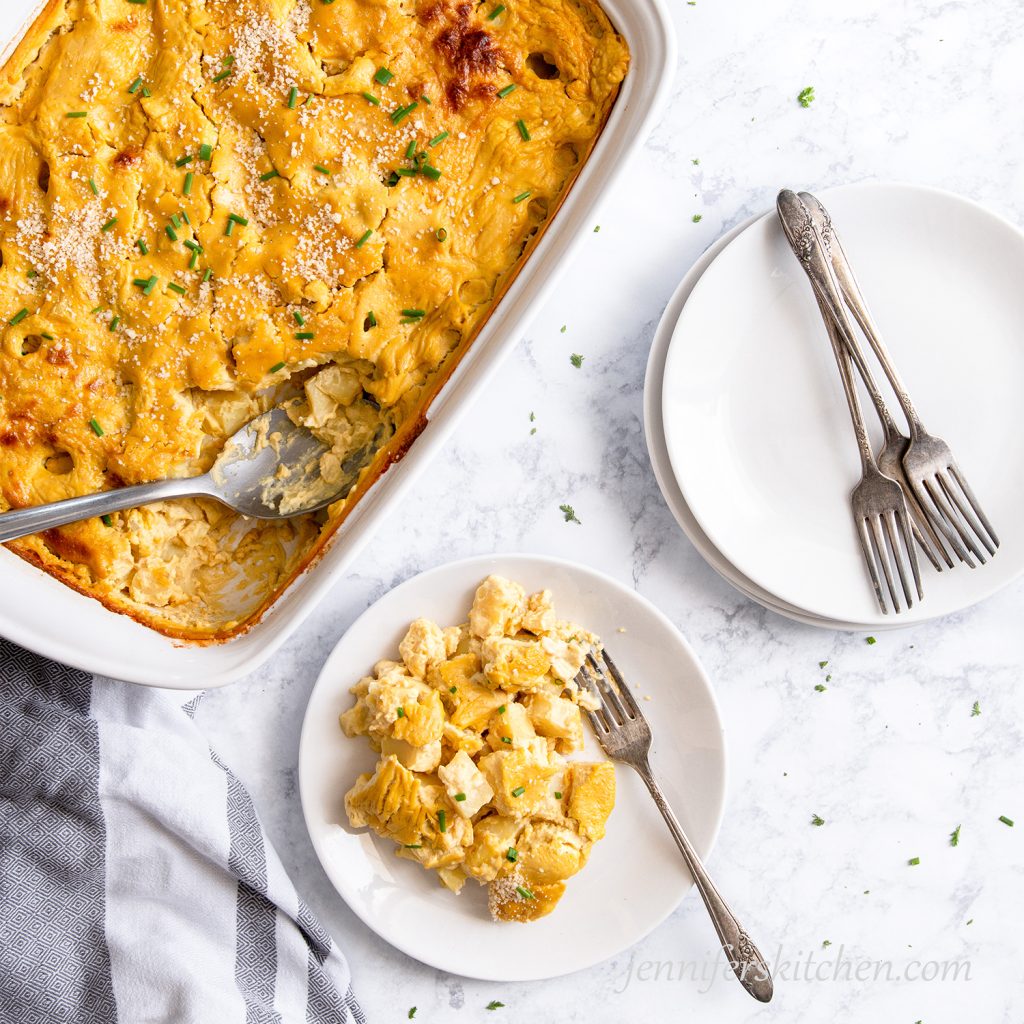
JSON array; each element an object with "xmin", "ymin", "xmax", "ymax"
[
  {"xmin": 454, "ymin": 793, "xmax": 467, "ymax": 802},
  {"xmin": 487, "ymin": 4, "xmax": 506, "ymax": 18},
  {"xmin": 89, "ymin": 417, "xmax": 104, "ymax": 437},
  {"xmin": 175, "ymin": 154, "xmax": 192, "ymax": 167},
  {"xmin": 143, "ymin": 276, "xmax": 158, "ymax": 295},
  {"xmin": 497, "ymin": 84, "xmax": 516, "ymax": 98},
  {"xmin": 421, "ymin": 164, "xmax": 442, "ymax": 181},
  {"xmin": 167, "ymin": 282, "xmax": 187, "ymax": 295},
  {"xmin": 421, "ymin": 94, "xmax": 431, "ymax": 104},
  {"xmin": 908, "ymin": 857, "xmax": 920, "ymax": 866},
  {"xmin": 515, "ymin": 886, "xmax": 534, "ymax": 900},
  {"xmin": 405, "ymin": 139, "xmax": 418, "ymax": 159},
  {"xmin": 26, "ymin": 270, "xmax": 38, "ymax": 279},
  {"xmin": 403, "ymin": 843, "xmax": 422, "ymax": 849},
  {"xmin": 304, "ymin": 94, "xmax": 314, "ymax": 106},
  {"xmin": 400, "ymin": 308, "xmax": 425, "ymax": 317},
  {"xmin": 511, "ymin": 786, "xmax": 525, "ymax": 797},
  {"xmin": 501, "ymin": 737, "xmax": 512, "ymax": 744},
  {"xmin": 228, "ymin": 213, "xmax": 249, "ymax": 226},
  {"xmin": 189, "ymin": 249, "xmax": 199, "ymax": 269},
  {"xmin": 498, "ymin": 705, "xmax": 506, "ymax": 714},
  {"xmin": 88, "ymin": 177, "xmax": 99, "ymax": 195},
  {"xmin": 516, "ymin": 119, "xmax": 530, "ymax": 140},
  {"xmin": 512, "ymin": 190, "xmax": 531, "ymax": 203},
  {"xmin": 448, "ymin": 684, "xmax": 456, "ymax": 693},
  {"xmin": 366, "ymin": 310, "xmax": 378, "ymax": 327},
  {"xmin": 183, "ymin": 171, "xmax": 194, "ymax": 195},
  {"xmin": 428, "ymin": 130, "xmax": 449, "ymax": 148},
  {"xmin": 128, "ymin": 76, "xmax": 143, "ymax": 94},
  {"xmin": 260, "ymin": 168, "xmax": 280, "ymax": 182},
  {"xmin": 225, "ymin": 220, "xmax": 235, "ymax": 237},
  {"xmin": 396, "ymin": 167, "xmax": 417, "ymax": 177},
  {"xmin": 269, "ymin": 361, "xmax": 286, "ymax": 373},
  {"xmin": 180, "ymin": 209, "xmax": 190, "ymax": 225},
  {"xmin": 396, "ymin": 707, "xmax": 406, "ymax": 718},
  {"xmin": 66, "ymin": 111, "xmax": 88, "ymax": 119},
  {"xmin": 999, "ymin": 815, "xmax": 1015, "ymax": 827},
  {"xmin": 437, "ymin": 809, "xmax": 447, "ymax": 833},
  {"xmin": 362, "ymin": 92, "xmax": 380, "ymax": 105},
  {"xmin": 435, "ymin": 227, "xmax": 448, "ymax": 242},
  {"xmin": 554, "ymin": 791, "xmax": 562, "ymax": 799},
  {"xmin": 171, "ymin": 214, "xmax": 181, "ymax": 228},
  {"xmin": 136, "ymin": 238, "xmax": 148, "ymax": 255},
  {"xmin": 506, "ymin": 847, "xmax": 518, "ymax": 862},
  {"xmin": 374, "ymin": 66, "xmax": 394, "ymax": 86},
  {"xmin": 183, "ymin": 239, "xmax": 202, "ymax": 252},
  {"xmin": 101, "ymin": 217, "xmax": 118, "ymax": 232},
  {"xmin": 40, "ymin": 333, "xmax": 54, "ymax": 340},
  {"xmin": 108, "ymin": 316, "xmax": 120, "ymax": 332},
  {"xmin": 199, "ymin": 143, "xmax": 213, "ymax": 161},
  {"xmin": 101, "ymin": 514, "xmax": 113, "ymax": 527},
  {"xmin": 287, "ymin": 86, "xmax": 299, "ymax": 109},
  {"xmin": 292, "ymin": 312, "xmax": 306, "ymax": 328},
  {"xmin": 9, "ymin": 308, "xmax": 28, "ymax": 326},
  {"xmin": 203, "ymin": 268, "xmax": 213, "ymax": 283},
  {"xmin": 126, "ymin": 0, "xmax": 147, "ymax": 4},
  {"xmin": 90, "ymin": 306, "xmax": 103, "ymax": 314},
  {"xmin": 133, "ymin": 276, "xmax": 150, "ymax": 288},
  {"xmin": 222, "ymin": 54, "xmax": 235, "ymax": 66},
  {"xmin": 295, "ymin": 331, "xmax": 315, "ymax": 340},
  {"xmin": 390, "ymin": 102, "xmax": 417, "ymax": 125},
  {"xmin": 142, "ymin": 86, "xmax": 152, "ymax": 97},
  {"xmin": 166, "ymin": 225, "xmax": 178, "ymax": 241},
  {"xmin": 314, "ymin": 164, "xmax": 331, "ymax": 175},
  {"xmin": 212, "ymin": 69, "xmax": 233, "ymax": 83},
  {"xmin": 355, "ymin": 228, "xmax": 373, "ymax": 248}
]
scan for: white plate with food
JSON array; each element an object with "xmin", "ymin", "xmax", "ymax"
[
  {"xmin": 298, "ymin": 554, "xmax": 726, "ymax": 981},
  {"xmin": 662, "ymin": 182, "xmax": 1024, "ymax": 626}
]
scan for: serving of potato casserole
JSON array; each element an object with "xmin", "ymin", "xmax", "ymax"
[
  {"xmin": 341, "ymin": 574, "xmax": 615, "ymax": 922},
  {"xmin": 0, "ymin": 0, "xmax": 628, "ymax": 639}
]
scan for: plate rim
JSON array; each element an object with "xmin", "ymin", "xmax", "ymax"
[
  {"xmin": 297, "ymin": 551, "xmax": 728, "ymax": 981},
  {"xmin": 660, "ymin": 181, "xmax": 1024, "ymax": 626}
]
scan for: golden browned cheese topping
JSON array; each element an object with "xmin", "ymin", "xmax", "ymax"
[{"xmin": 0, "ymin": 0, "xmax": 627, "ymax": 638}]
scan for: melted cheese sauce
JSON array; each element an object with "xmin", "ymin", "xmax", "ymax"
[{"xmin": 0, "ymin": 0, "xmax": 628, "ymax": 638}]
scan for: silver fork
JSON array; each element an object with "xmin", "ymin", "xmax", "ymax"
[
  {"xmin": 778, "ymin": 190, "xmax": 920, "ymax": 613},
  {"xmin": 797, "ymin": 191, "xmax": 998, "ymax": 567},
  {"xmin": 576, "ymin": 649, "xmax": 774, "ymax": 1003},
  {"xmin": 798, "ymin": 193, "xmax": 948, "ymax": 574}
]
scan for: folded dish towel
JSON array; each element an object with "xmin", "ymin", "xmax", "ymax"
[{"xmin": 0, "ymin": 639, "xmax": 364, "ymax": 1024}]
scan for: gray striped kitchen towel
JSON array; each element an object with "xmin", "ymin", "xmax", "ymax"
[{"xmin": 0, "ymin": 638, "xmax": 364, "ymax": 1024}]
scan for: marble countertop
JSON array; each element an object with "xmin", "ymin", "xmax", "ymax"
[{"xmin": 198, "ymin": 0, "xmax": 1024, "ymax": 1020}]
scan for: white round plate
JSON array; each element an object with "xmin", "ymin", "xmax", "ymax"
[
  {"xmin": 644, "ymin": 204, "xmax": 878, "ymax": 631},
  {"xmin": 662, "ymin": 182, "xmax": 1024, "ymax": 625},
  {"xmin": 299, "ymin": 553, "xmax": 726, "ymax": 981}
]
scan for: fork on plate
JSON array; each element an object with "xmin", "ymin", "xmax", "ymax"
[
  {"xmin": 777, "ymin": 190, "xmax": 921, "ymax": 613},
  {"xmin": 576, "ymin": 649, "xmax": 774, "ymax": 1003}
]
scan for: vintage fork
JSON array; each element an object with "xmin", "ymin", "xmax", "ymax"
[
  {"xmin": 777, "ymin": 190, "xmax": 921, "ymax": 613},
  {"xmin": 576, "ymin": 649, "xmax": 774, "ymax": 1003},
  {"xmin": 798, "ymin": 192, "xmax": 947, "ymax": 573},
  {"xmin": 797, "ymin": 191, "xmax": 998, "ymax": 567}
]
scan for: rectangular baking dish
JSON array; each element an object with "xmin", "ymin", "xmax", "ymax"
[{"xmin": 0, "ymin": 0, "xmax": 675, "ymax": 688}]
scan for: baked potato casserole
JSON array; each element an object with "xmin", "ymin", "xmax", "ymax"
[
  {"xmin": 341, "ymin": 575, "xmax": 615, "ymax": 922},
  {"xmin": 0, "ymin": 0, "xmax": 628, "ymax": 639}
]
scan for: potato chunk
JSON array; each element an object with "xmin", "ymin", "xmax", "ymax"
[
  {"xmin": 486, "ymin": 702, "xmax": 537, "ymax": 751},
  {"xmin": 523, "ymin": 691, "xmax": 584, "ymax": 752},
  {"xmin": 469, "ymin": 575, "xmax": 526, "ymax": 638},
  {"xmin": 566, "ymin": 761, "xmax": 616, "ymax": 841},
  {"xmin": 481, "ymin": 636, "xmax": 551, "ymax": 692},
  {"xmin": 399, "ymin": 618, "xmax": 448, "ymax": 678},
  {"xmin": 488, "ymin": 872, "xmax": 565, "ymax": 922},
  {"xmin": 516, "ymin": 820, "xmax": 588, "ymax": 884},
  {"xmin": 478, "ymin": 740, "xmax": 559, "ymax": 817},
  {"xmin": 438, "ymin": 750, "xmax": 494, "ymax": 818}
]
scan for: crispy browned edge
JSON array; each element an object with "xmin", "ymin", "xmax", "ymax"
[{"xmin": 0, "ymin": 0, "xmax": 628, "ymax": 645}]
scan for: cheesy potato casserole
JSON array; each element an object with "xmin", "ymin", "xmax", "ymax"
[
  {"xmin": 341, "ymin": 575, "xmax": 615, "ymax": 922},
  {"xmin": 0, "ymin": 0, "xmax": 628, "ymax": 639}
]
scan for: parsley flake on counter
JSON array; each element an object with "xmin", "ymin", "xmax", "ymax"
[
  {"xmin": 866, "ymin": 636, "xmax": 877, "ymax": 645},
  {"xmin": 819, "ymin": 660, "xmax": 828, "ymax": 668},
  {"xmin": 811, "ymin": 813, "xmax": 825, "ymax": 827},
  {"xmin": 908, "ymin": 856, "xmax": 920, "ymax": 866},
  {"xmin": 692, "ymin": 213, "xmax": 702, "ymax": 223},
  {"xmin": 822, "ymin": 939, "xmax": 832, "ymax": 948},
  {"xmin": 408, "ymin": 1009, "xmax": 417, "ymax": 1019},
  {"xmin": 559, "ymin": 504, "xmax": 581, "ymax": 525},
  {"xmin": 971, "ymin": 700, "xmax": 981, "ymax": 717},
  {"xmin": 486, "ymin": 1001, "xmax": 505, "ymax": 1011},
  {"xmin": 570, "ymin": 353, "xmax": 583, "ymax": 368},
  {"xmin": 950, "ymin": 824, "xmax": 961, "ymax": 847},
  {"xmin": 999, "ymin": 815, "xmax": 1014, "ymax": 827},
  {"xmin": 797, "ymin": 86, "xmax": 815, "ymax": 108},
  {"xmin": 814, "ymin": 683, "xmax": 826, "ymax": 692}
]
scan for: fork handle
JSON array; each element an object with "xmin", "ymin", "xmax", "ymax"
[{"xmin": 635, "ymin": 761, "xmax": 774, "ymax": 1002}]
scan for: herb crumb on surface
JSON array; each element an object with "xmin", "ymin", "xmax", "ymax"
[
  {"xmin": 570, "ymin": 353, "xmax": 583, "ymax": 368},
  {"xmin": 798, "ymin": 85, "xmax": 815, "ymax": 107},
  {"xmin": 559, "ymin": 503, "xmax": 581, "ymax": 525},
  {"xmin": 811, "ymin": 813, "xmax": 825, "ymax": 827},
  {"xmin": 950, "ymin": 824, "xmax": 961, "ymax": 847},
  {"xmin": 971, "ymin": 700, "xmax": 981, "ymax": 716}
]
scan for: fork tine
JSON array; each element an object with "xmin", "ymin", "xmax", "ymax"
[
  {"xmin": 869, "ymin": 515, "xmax": 901, "ymax": 613},
  {"xmin": 883, "ymin": 509, "xmax": 913, "ymax": 608},
  {"xmin": 948, "ymin": 463, "xmax": 999, "ymax": 549},
  {"xmin": 594, "ymin": 649, "xmax": 643, "ymax": 720},
  {"xmin": 940, "ymin": 468, "xmax": 997, "ymax": 556},
  {"xmin": 577, "ymin": 661, "xmax": 613, "ymax": 733},
  {"xmin": 586, "ymin": 652, "xmax": 629, "ymax": 726},
  {"xmin": 915, "ymin": 478, "xmax": 976, "ymax": 568},
  {"xmin": 856, "ymin": 517, "xmax": 888, "ymax": 614},
  {"xmin": 903, "ymin": 485, "xmax": 951, "ymax": 571},
  {"xmin": 894, "ymin": 508, "xmax": 923, "ymax": 601},
  {"xmin": 924, "ymin": 476, "xmax": 985, "ymax": 565}
]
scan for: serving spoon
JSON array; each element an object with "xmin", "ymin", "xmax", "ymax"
[{"xmin": 0, "ymin": 407, "xmax": 385, "ymax": 543}]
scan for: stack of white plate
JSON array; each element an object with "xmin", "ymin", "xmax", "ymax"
[{"xmin": 644, "ymin": 182, "xmax": 1024, "ymax": 630}]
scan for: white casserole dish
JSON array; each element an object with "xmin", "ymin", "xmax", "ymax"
[{"xmin": 0, "ymin": 0, "xmax": 676, "ymax": 687}]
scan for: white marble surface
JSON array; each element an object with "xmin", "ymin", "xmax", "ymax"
[{"xmin": 196, "ymin": 0, "xmax": 1024, "ymax": 1020}]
